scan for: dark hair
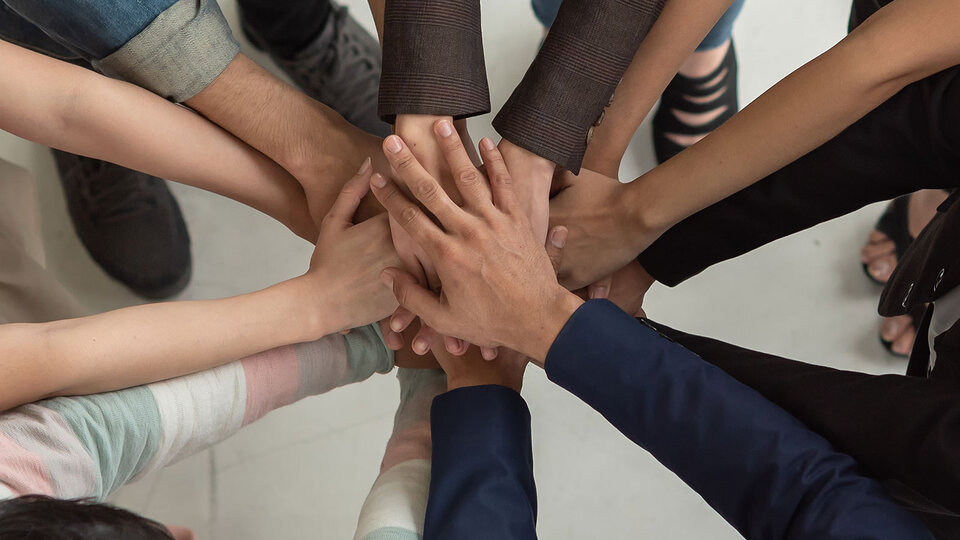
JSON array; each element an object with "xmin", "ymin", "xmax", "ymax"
[{"xmin": 0, "ymin": 495, "xmax": 173, "ymax": 539}]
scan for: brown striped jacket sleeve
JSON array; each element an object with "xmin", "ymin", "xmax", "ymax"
[
  {"xmin": 378, "ymin": 0, "xmax": 490, "ymax": 122},
  {"xmin": 494, "ymin": 0, "xmax": 667, "ymax": 173}
]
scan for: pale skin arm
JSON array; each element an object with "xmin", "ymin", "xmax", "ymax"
[
  {"xmin": 0, "ymin": 41, "xmax": 317, "ymax": 242},
  {"xmin": 0, "ymin": 166, "xmax": 401, "ymax": 412}
]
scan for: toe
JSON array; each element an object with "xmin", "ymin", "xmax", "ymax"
[
  {"xmin": 860, "ymin": 239, "xmax": 895, "ymax": 262},
  {"xmin": 892, "ymin": 328, "xmax": 916, "ymax": 356},
  {"xmin": 880, "ymin": 315, "xmax": 908, "ymax": 342},
  {"xmin": 866, "ymin": 230, "xmax": 891, "ymax": 244}
]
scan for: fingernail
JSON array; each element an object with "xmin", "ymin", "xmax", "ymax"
[
  {"xmin": 385, "ymin": 135, "xmax": 403, "ymax": 154},
  {"xmin": 550, "ymin": 228, "xmax": 567, "ymax": 248},
  {"xmin": 386, "ymin": 332, "xmax": 403, "ymax": 350},
  {"xmin": 380, "ymin": 270, "xmax": 393, "ymax": 288},
  {"xmin": 414, "ymin": 338, "xmax": 428, "ymax": 354},
  {"xmin": 390, "ymin": 317, "xmax": 404, "ymax": 333},
  {"xmin": 371, "ymin": 173, "xmax": 387, "ymax": 188},
  {"xmin": 480, "ymin": 138, "xmax": 496, "ymax": 151},
  {"xmin": 437, "ymin": 120, "xmax": 453, "ymax": 137},
  {"xmin": 872, "ymin": 262, "xmax": 890, "ymax": 276},
  {"xmin": 357, "ymin": 157, "xmax": 371, "ymax": 175}
]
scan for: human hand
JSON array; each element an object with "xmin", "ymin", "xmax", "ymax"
[
  {"xmin": 370, "ymin": 127, "xmax": 584, "ymax": 363},
  {"xmin": 298, "ymin": 158, "xmax": 401, "ymax": 336},
  {"xmin": 577, "ymin": 261, "xmax": 654, "ymax": 318},
  {"xmin": 549, "ymin": 168, "xmax": 662, "ymax": 290},
  {"xmin": 435, "ymin": 346, "xmax": 529, "ymax": 393},
  {"xmin": 381, "ymin": 115, "xmax": 481, "ymax": 355},
  {"xmin": 499, "ymin": 139, "xmax": 555, "ymax": 244}
]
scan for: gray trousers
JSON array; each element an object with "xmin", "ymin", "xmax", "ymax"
[{"xmin": 0, "ymin": 159, "xmax": 84, "ymax": 324}]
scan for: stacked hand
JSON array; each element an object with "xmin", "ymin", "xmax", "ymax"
[
  {"xmin": 370, "ymin": 123, "xmax": 583, "ymax": 363},
  {"xmin": 299, "ymin": 158, "xmax": 401, "ymax": 336}
]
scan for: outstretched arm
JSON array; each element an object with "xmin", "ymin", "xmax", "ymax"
[
  {"xmin": 0, "ymin": 168, "xmax": 399, "ymax": 412},
  {"xmin": 553, "ymin": 0, "xmax": 960, "ymax": 289},
  {"xmin": 0, "ymin": 41, "xmax": 317, "ymax": 241}
]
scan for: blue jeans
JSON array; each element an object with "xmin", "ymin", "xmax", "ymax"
[
  {"xmin": 0, "ymin": 0, "xmax": 239, "ymax": 102},
  {"xmin": 532, "ymin": 0, "xmax": 746, "ymax": 51}
]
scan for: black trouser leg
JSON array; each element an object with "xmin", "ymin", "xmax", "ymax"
[{"xmin": 646, "ymin": 321, "xmax": 960, "ymax": 526}]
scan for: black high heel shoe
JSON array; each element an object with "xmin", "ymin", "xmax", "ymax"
[{"xmin": 653, "ymin": 41, "xmax": 739, "ymax": 164}]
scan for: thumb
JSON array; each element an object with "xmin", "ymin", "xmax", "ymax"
[
  {"xmin": 545, "ymin": 226, "xmax": 568, "ymax": 275},
  {"xmin": 380, "ymin": 268, "xmax": 446, "ymax": 329}
]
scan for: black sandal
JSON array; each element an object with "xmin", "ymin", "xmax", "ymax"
[
  {"xmin": 862, "ymin": 195, "xmax": 914, "ymax": 286},
  {"xmin": 879, "ymin": 303, "xmax": 926, "ymax": 358},
  {"xmin": 653, "ymin": 41, "xmax": 739, "ymax": 164}
]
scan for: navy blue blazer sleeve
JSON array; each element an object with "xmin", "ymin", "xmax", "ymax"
[
  {"xmin": 545, "ymin": 300, "xmax": 931, "ymax": 540},
  {"xmin": 424, "ymin": 385, "xmax": 537, "ymax": 540}
]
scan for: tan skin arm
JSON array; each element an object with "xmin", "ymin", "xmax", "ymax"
[
  {"xmin": 552, "ymin": 0, "xmax": 960, "ymax": 289},
  {"xmin": 0, "ymin": 41, "xmax": 317, "ymax": 241}
]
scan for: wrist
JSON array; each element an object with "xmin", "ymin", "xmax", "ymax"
[
  {"xmin": 276, "ymin": 277, "xmax": 342, "ymax": 341},
  {"xmin": 523, "ymin": 288, "xmax": 584, "ymax": 366},
  {"xmin": 581, "ymin": 144, "xmax": 623, "ymax": 179}
]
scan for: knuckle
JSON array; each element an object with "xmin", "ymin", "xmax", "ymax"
[
  {"xmin": 457, "ymin": 170, "xmax": 481, "ymax": 187},
  {"xmin": 494, "ymin": 172, "xmax": 514, "ymax": 187},
  {"xmin": 395, "ymin": 154, "xmax": 416, "ymax": 171},
  {"xmin": 400, "ymin": 205, "xmax": 420, "ymax": 225},
  {"xmin": 416, "ymin": 179, "xmax": 439, "ymax": 200}
]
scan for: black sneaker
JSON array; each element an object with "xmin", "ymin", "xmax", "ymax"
[
  {"xmin": 242, "ymin": 3, "xmax": 391, "ymax": 137},
  {"xmin": 52, "ymin": 151, "xmax": 192, "ymax": 299}
]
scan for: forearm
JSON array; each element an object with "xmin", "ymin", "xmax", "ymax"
[
  {"xmin": 0, "ymin": 42, "xmax": 315, "ymax": 241},
  {"xmin": 583, "ymin": 0, "xmax": 735, "ymax": 176},
  {"xmin": 426, "ymin": 386, "xmax": 537, "ymax": 540},
  {"xmin": 0, "ymin": 277, "xmax": 343, "ymax": 411},
  {"xmin": 545, "ymin": 301, "xmax": 932, "ymax": 539},
  {"xmin": 185, "ymin": 55, "xmax": 366, "ymax": 187},
  {"xmin": 367, "ymin": 0, "xmax": 385, "ymax": 43},
  {"xmin": 378, "ymin": 0, "xmax": 489, "ymax": 122},
  {"xmin": 628, "ymin": 0, "xmax": 960, "ymax": 233},
  {"xmin": 494, "ymin": 0, "xmax": 666, "ymax": 172}
]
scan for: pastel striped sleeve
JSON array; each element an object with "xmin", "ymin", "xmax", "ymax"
[{"xmin": 0, "ymin": 325, "xmax": 393, "ymax": 501}]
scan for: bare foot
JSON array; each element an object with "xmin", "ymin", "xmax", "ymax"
[
  {"xmin": 861, "ymin": 189, "xmax": 948, "ymax": 283},
  {"xmin": 862, "ymin": 189, "xmax": 947, "ymax": 356},
  {"xmin": 880, "ymin": 314, "xmax": 918, "ymax": 356}
]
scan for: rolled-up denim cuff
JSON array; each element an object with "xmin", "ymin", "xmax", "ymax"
[{"xmin": 94, "ymin": 0, "xmax": 239, "ymax": 102}]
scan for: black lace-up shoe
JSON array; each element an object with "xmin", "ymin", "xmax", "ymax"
[{"xmin": 53, "ymin": 151, "xmax": 191, "ymax": 299}]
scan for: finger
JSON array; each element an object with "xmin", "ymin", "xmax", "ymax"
[
  {"xmin": 390, "ymin": 305, "xmax": 417, "ymax": 334},
  {"xmin": 545, "ymin": 226, "xmax": 568, "ymax": 275},
  {"xmin": 323, "ymin": 157, "xmax": 372, "ymax": 231},
  {"xmin": 382, "ymin": 135, "xmax": 465, "ymax": 228},
  {"xmin": 379, "ymin": 318, "xmax": 405, "ymax": 351},
  {"xmin": 412, "ymin": 323, "xmax": 441, "ymax": 356},
  {"xmin": 588, "ymin": 275, "xmax": 612, "ymax": 300},
  {"xmin": 479, "ymin": 138, "xmax": 520, "ymax": 214},
  {"xmin": 434, "ymin": 120, "xmax": 493, "ymax": 211},
  {"xmin": 372, "ymin": 173, "xmax": 448, "ymax": 258},
  {"xmin": 481, "ymin": 346, "xmax": 499, "ymax": 361},
  {"xmin": 444, "ymin": 336, "xmax": 468, "ymax": 356},
  {"xmin": 381, "ymin": 267, "xmax": 446, "ymax": 331}
]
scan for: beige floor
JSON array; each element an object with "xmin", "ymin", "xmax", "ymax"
[{"xmin": 0, "ymin": 1, "xmax": 904, "ymax": 538}]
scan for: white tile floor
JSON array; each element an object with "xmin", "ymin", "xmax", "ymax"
[{"xmin": 0, "ymin": 0, "xmax": 907, "ymax": 538}]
